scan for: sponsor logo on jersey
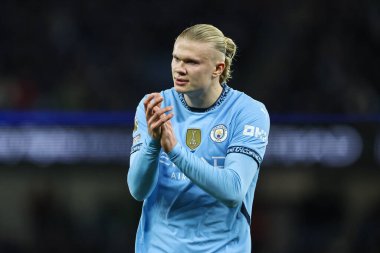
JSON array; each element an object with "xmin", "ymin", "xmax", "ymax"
[
  {"xmin": 186, "ymin": 128, "xmax": 201, "ymax": 150},
  {"xmin": 243, "ymin": 125, "xmax": 268, "ymax": 142},
  {"xmin": 210, "ymin": 124, "xmax": 228, "ymax": 143}
]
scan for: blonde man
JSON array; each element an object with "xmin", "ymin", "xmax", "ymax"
[{"xmin": 128, "ymin": 24, "xmax": 270, "ymax": 252}]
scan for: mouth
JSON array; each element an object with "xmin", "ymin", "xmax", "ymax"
[{"xmin": 174, "ymin": 78, "xmax": 189, "ymax": 86}]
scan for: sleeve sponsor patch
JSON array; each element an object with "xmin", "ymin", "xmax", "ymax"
[
  {"xmin": 243, "ymin": 125, "xmax": 268, "ymax": 142},
  {"xmin": 227, "ymin": 146, "xmax": 263, "ymax": 167},
  {"xmin": 132, "ymin": 134, "xmax": 141, "ymax": 145},
  {"xmin": 130, "ymin": 143, "xmax": 143, "ymax": 154}
]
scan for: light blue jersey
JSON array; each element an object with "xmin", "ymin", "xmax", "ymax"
[{"xmin": 128, "ymin": 84, "xmax": 270, "ymax": 253}]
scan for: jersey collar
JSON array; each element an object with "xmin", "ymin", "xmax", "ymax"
[{"xmin": 177, "ymin": 83, "xmax": 232, "ymax": 113}]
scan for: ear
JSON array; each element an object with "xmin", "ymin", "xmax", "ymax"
[{"xmin": 212, "ymin": 62, "xmax": 225, "ymax": 78}]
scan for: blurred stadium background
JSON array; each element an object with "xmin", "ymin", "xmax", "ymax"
[{"xmin": 0, "ymin": 0, "xmax": 379, "ymax": 252}]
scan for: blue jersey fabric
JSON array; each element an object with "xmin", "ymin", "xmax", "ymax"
[{"xmin": 128, "ymin": 84, "xmax": 270, "ymax": 253}]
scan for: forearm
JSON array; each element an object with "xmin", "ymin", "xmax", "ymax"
[
  {"xmin": 167, "ymin": 144, "xmax": 258, "ymax": 207},
  {"xmin": 127, "ymin": 137, "xmax": 161, "ymax": 201}
]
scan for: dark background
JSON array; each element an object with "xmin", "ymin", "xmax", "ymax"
[{"xmin": 0, "ymin": 0, "xmax": 379, "ymax": 252}]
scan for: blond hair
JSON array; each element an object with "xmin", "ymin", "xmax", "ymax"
[{"xmin": 176, "ymin": 24, "xmax": 237, "ymax": 84}]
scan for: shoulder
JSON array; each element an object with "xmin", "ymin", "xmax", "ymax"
[
  {"xmin": 228, "ymin": 87, "xmax": 269, "ymax": 119},
  {"xmin": 161, "ymin": 87, "xmax": 176, "ymax": 98},
  {"xmin": 160, "ymin": 87, "xmax": 179, "ymax": 107},
  {"xmin": 227, "ymin": 88, "xmax": 270, "ymax": 146}
]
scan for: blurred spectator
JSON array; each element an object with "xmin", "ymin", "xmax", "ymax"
[
  {"xmin": 353, "ymin": 201, "xmax": 380, "ymax": 253},
  {"xmin": 0, "ymin": 0, "xmax": 378, "ymax": 113},
  {"xmin": 29, "ymin": 188, "xmax": 75, "ymax": 253},
  {"xmin": 293, "ymin": 193, "xmax": 345, "ymax": 253},
  {"xmin": 0, "ymin": 1, "xmax": 379, "ymax": 253}
]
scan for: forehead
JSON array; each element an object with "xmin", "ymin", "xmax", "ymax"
[{"xmin": 173, "ymin": 39, "xmax": 219, "ymax": 59}]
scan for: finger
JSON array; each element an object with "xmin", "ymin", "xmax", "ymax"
[
  {"xmin": 146, "ymin": 96, "xmax": 164, "ymax": 118},
  {"xmin": 148, "ymin": 106, "xmax": 173, "ymax": 126},
  {"xmin": 166, "ymin": 120, "xmax": 173, "ymax": 128},
  {"xmin": 143, "ymin": 93, "xmax": 156, "ymax": 111},
  {"xmin": 162, "ymin": 121, "xmax": 173, "ymax": 133},
  {"xmin": 152, "ymin": 105, "xmax": 161, "ymax": 115},
  {"xmin": 150, "ymin": 113, "xmax": 174, "ymax": 130},
  {"xmin": 166, "ymin": 120, "xmax": 174, "ymax": 133},
  {"xmin": 144, "ymin": 94, "xmax": 155, "ymax": 118},
  {"xmin": 148, "ymin": 95, "xmax": 163, "ymax": 111},
  {"xmin": 146, "ymin": 95, "xmax": 163, "ymax": 111},
  {"xmin": 149, "ymin": 105, "xmax": 172, "ymax": 120},
  {"xmin": 162, "ymin": 120, "xmax": 171, "ymax": 130},
  {"xmin": 144, "ymin": 93, "xmax": 161, "ymax": 112}
]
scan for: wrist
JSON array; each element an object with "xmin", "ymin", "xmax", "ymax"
[
  {"xmin": 167, "ymin": 142, "xmax": 181, "ymax": 158},
  {"xmin": 146, "ymin": 135, "xmax": 161, "ymax": 149},
  {"xmin": 164, "ymin": 140, "xmax": 177, "ymax": 153}
]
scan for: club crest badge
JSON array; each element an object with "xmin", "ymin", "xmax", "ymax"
[
  {"xmin": 186, "ymin": 129, "xmax": 201, "ymax": 150},
  {"xmin": 210, "ymin": 124, "xmax": 228, "ymax": 143}
]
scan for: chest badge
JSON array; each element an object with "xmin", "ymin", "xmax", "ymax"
[
  {"xmin": 210, "ymin": 124, "xmax": 228, "ymax": 143},
  {"xmin": 186, "ymin": 128, "xmax": 201, "ymax": 150}
]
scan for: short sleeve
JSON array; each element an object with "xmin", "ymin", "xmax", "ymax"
[{"xmin": 228, "ymin": 101, "xmax": 270, "ymax": 167}]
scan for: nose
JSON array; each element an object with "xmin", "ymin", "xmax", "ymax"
[{"xmin": 172, "ymin": 61, "xmax": 187, "ymax": 75}]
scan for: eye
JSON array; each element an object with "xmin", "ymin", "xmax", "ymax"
[{"xmin": 186, "ymin": 60, "xmax": 199, "ymax": 65}]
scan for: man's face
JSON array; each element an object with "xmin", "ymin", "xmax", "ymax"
[{"xmin": 171, "ymin": 38, "xmax": 224, "ymax": 95}]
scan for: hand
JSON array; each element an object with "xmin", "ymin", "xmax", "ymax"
[
  {"xmin": 144, "ymin": 93, "xmax": 174, "ymax": 140},
  {"xmin": 161, "ymin": 120, "xmax": 177, "ymax": 153}
]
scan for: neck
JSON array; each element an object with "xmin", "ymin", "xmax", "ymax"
[{"xmin": 184, "ymin": 83, "xmax": 223, "ymax": 109}]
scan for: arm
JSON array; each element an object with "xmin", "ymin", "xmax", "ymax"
[
  {"xmin": 160, "ymin": 101, "xmax": 270, "ymax": 207},
  {"xmin": 167, "ymin": 143, "xmax": 258, "ymax": 207},
  {"xmin": 127, "ymin": 136, "xmax": 161, "ymax": 201},
  {"xmin": 127, "ymin": 93, "xmax": 174, "ymax": 201}
]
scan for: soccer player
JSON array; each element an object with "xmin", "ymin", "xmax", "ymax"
[{"xmin": 127, "ymin": 24, "xmax": 270, "ymax": 252}]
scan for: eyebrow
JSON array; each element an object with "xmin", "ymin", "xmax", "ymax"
[{"xmin": 172, "ymin": 53, "xmax": 202, "ymax": 62}]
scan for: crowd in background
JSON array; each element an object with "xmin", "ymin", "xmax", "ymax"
[
  {"xmin": 0, "ymin": 0, "xmax": 379, "ymax": 113},
  {"xmin": 1, "ymin": 169, "xmax": 379, "ymax": 253},
  {"xmin": 0, "ymin": 1, "xmax": 379, "ymax": 253}
]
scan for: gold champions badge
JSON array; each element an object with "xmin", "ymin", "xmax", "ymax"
[{"xmin": 186, "ymin": 129, "xmax": 201, "ymax": 150}]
